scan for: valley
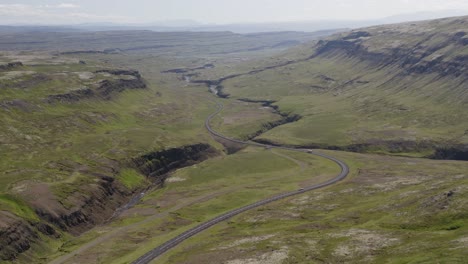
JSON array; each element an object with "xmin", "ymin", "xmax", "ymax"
[{"xmin": 0, "ymin": 16, "xmax": 467, "ymax": 264}]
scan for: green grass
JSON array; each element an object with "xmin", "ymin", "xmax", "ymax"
[
  {"xmin": 4, "ymin": 18, "xmax": 468, "ymax": 263},
  {"xmin": 155, "ymin": 150, "xmax": 468, "ymax": 264},
  {"xmin": 116, "ymin": 169, "xmax": 147, "ymax": 189},
  {"xmin": 219, "ymin": 54, "xmax": 468, "ymax": 154},
  {"xmin": 210, "ymin": 99, "xmax": 284, "ymax": 140},
  {"xmin": 0, "ymin": 194, "xmax": 38, "ymax": 221},
  {"xmin": 49, "ymin": 147, "xmax": 340, "ymax": 263},
  {"xmin": 0, "ymin": 58, "xmax": 220, "ymax": 193},
  {"xmin": 0, "ymin": 52, "xmax": 229, "ymax": 263}
]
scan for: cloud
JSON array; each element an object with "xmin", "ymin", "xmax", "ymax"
[
  {"xmin": 0, "ymin": 3, "xmax": 135, "ymax": 24},
  {"xmin": 56, "ymin": 3, "xmax": 80, "ymax": 9}
]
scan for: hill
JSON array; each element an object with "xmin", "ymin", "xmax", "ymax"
[
  {"xmin": 0, "ymin": 29, "xmax": 335, "ymax": 262},
  {"xmin": 206, "ymin": 16, "xmax": 468, "ymax": 158},
  {"xmin": 1, "ymin": 17, "xmax": 467, "ymax": 263}
]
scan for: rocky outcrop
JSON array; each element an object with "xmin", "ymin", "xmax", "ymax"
[
  {"xmin": 236, "ymin": 98, "xmax": 302, "ymax": 140},
  {"xmin": 1, "ymin": 143, "xmax": 219, "ymax": 261},
  {"xmin": 33, "ymin": 175, "xmax": 130, "ymax": 235},
  {"xmin": 96, "ymin": 77, "xmax": 146, "ymax": 100},
  {"xmin": 0, "ymin": 61, "xmax": 23, "ymax": 71},
  {"xmin": 46, "ymin": 69, "xmax": 147, "ymax": 103},
  {"xmin": 133, "ymin": 143, "xmax": 219, "ymax": 186},
  {"xmin": 315, "ymin": 39, "xmax": 389, "ymax": 66},
  {"xmin": 432, "ymin": 145, "xmax": 468, "ymax": 161},
  {"xmin": 0, "ymin": 212, "xmax": 37, "ymax": 261},
  {"xmin": 46, "ymin": 88, "xmax": 94, "ymax": 103},
  {"xmin": 315, "ymin": 26, "xmax": 468, "ymax": 78}
]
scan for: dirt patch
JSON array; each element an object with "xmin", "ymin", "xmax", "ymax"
[
  {"xmin": 166, "ymin": 176, "xmax": 187, "ymax": 183},
  {"xmin": 331, "ymin": 229, "xmax": 400, "ymax": 260},
  {"xmin": 225, "ymin": 247, "xmax": 288, "ymax": 264},
  {"xmin": 0, "ymin": 70, "xmax": 36, "ymax": 80},
  {"xmin": 216, "ymin": 234, "xmax": 276, "ymax": 250},
  {"xmin": 75, "ymin": 72, "xmax": 95, "ymax": 80},
  {"xmin": 12, "ymin": 181, "xmax": 59, "ymax": 213},
  {"xmin": 454, "ymin": 236, "xmax": 468, "ymax": 248}
]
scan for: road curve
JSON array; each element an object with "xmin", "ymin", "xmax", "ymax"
[{"xmin": 132, "ymin": 101, "xmax": 349, "ymax": 264}]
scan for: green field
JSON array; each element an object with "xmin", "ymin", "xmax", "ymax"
[
  {"xmin": 1, "ymin": 16, "xmax": 468, "ymax": 264},
  {"xmin": 47, "ymin": 147, "xmax": 340, "ymax": 264},
  {"xmin": 157, "ymin": 151, "xmax": 468, "ymax": 264}
]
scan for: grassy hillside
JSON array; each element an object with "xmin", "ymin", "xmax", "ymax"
[
  {"xmin": 158, "ymin": 150, "xmax": 468, "ymax": 264},
  {"xmin": 1, "ymin": 16, "xmax": 467, "ymax": 264},
  {"xmin": 44, "ymin": 147, "xmax": 468, "ymax": 264},
  {"xmin": 213, "ymin": 16, "xmax": 468, "ymax": 157},
  {"xmin": 0, "ymin": 28, "xmax": 327, "ymax": 261},
  {"xmin": 44, "ymin": 147, "xmax": 341, "ymax": 264},
  {"xmin": 0, "ymin": 51, "xmax": 227, "ymax": 261},
  {"xmin": 0, "ymin": 30, "xmax": 332, "ymax": 57}
]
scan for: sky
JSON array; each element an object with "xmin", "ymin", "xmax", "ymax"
[{"xmin": 1, "ymin": 0, "xmax": 468, "ymax": 25}]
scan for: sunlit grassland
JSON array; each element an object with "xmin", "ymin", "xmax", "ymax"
[
  {"xmin": 50, "ymin": 147, "xmax": 339, "ymax": 263},
  {"xmin": 219, "ymin": 54, "xmax": 468, "ymax": 153},
  {"xmin": 209, "ymin": 99, "xmax": 284, "ymax": 140},
  {"xmin": 158, "ymin": 150, "xmax": 468, "ymax": 264}
]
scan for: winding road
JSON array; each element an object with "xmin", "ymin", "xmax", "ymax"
[{"xmin": 132, "ymin": 100, "xmax": 350, "ymax": 264}]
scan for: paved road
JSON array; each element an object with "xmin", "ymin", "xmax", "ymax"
[{"xmin": 132, "ymin": 101, "xmax": 349, "ymax": 264}]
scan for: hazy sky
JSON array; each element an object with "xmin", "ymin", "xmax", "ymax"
[{"xmin": 1, "ymin": 0, "xmax": 468, "ymax": 25}]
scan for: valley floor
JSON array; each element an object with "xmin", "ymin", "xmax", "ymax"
[{"xmin": 1, "ymin": 17, "xmax": 468, "ymax": 263}]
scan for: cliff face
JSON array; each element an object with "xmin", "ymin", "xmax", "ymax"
[
  {"xmin": 0, "ymin": 212, "xmax": 37, "ymax": 261},
  {"xmin": 133, "ymin": 143, "xmax": 219, "ymax": 185},
  {"xmin": 0, "ymin": 143, "xmax": 218, "ymax": 261},
  {"xmin": 46, "ymin": 69, "xmax": 147, "ymax": 103},
  {"xmin": 32, "ymin": 176, "xmax": 129, "ymax": 235},
  {"xmin": 0, "ymin": 61, "xmax": 23, "ymax": 71},
  {"xmin": 315, "ymin": 17, "xmax": 468, "ymax": 78}
]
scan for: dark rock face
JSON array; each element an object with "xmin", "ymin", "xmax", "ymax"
[
  {"xmin": 236, "ymin": 98, "xmax": 302, "ymax": 140},
  {"xmin": 342, "ymin": 31, "xmax": 371, "ymax": 40},
  {"xmin": 96, "ymin": 78, "xmax": 147, "ymax": 99},
  {"xmin": 34, "ymin": 176, "xmax": 129, "ymax": 235},
  {"xmin": 94, "ymin": 69, "xmax": 147, "ymax": 99},
  {"xmin": 0, "ymin": 143, "xmax": 219, "ymax": 260},
  {"xmin": 315, "ymin": 30, "xmax": 468, "ymax": 78},
  {"xmin": 46, "ymin": 69, "xmax": 147, "ymax": 103},
  {"xmin": 46, "ymin": 88, "xmax": 94, "ymax": 103},
  {"xmin": 133, "ymin": 144, "xmax": 219, "ymax": 186},
  {"xmin": 0, "ymin": 61, "xmax": 23, "ymax": 71},
  {"xmin": 34, "ymin": 222, "xmax": 60, "ymax": 238},
  {"xmin": 432, "ymin": 146, "xmax": 468, "ymax": 161},
  {"xmin": 0, "ymin": 212, "xmax": 37, "ymax": 261}
]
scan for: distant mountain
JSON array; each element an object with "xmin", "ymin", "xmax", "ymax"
[
  {"xmin": 0, "ymin": 25, "xmax": 82, "ymax": 33},
  {"xmin": 218, "ymin": 15, "xmax": 468, "ymax": 156},
  {"xmin": 381, "ymin": 10, "xmax": 468, "ymax": 23},
  {"xmin": 1, "ymin": 10, "xmax": 467, "ymax": 34}
]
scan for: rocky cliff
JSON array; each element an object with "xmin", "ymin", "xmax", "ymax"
[
  {"xmin": 46, "ymin": 69, "xmax": 147, "ymax": 103},
  {"xmin": 0, "ymin": 143, "xmax": 218, "ymax": 261}
]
